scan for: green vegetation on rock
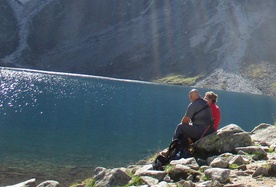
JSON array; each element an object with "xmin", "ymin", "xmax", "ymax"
[
  {"xmin": 124, "ymin": 175, "xmax": 144, "ymax": 187},
  {"xmin": 229, "ymin": 164, "xmax": 239, "ymax": 169},
  {"xmin": 153, "ymin": 74, "xmax": 200, "ymax": 86},
  {"xmin": 164, "ymin": 164, "xmax": 175, "ymax": 173},
  {"xmin": 70, "ymin": 178, "xmax": 95, "ymax": 187}
]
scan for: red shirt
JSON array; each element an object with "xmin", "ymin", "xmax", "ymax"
[{"xmin": 210, "ymin": 103, "xmax": 221, "ymax": 131}]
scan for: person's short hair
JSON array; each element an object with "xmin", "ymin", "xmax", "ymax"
[{"xmin": 205, "ymin": 91, "xmax": 218, "ymax": 103}]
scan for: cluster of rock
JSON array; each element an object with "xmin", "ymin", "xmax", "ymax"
[
  {"xmin": 4, "ymin": 179, "xmax": 59, "ymax": 187},
  {"xmin": 89, "ymin": 124, "xmax": 276, "ymax": 187},
  {"xmin": 6, "ymin": 123, "xmax": 276, "ymax": 187}
]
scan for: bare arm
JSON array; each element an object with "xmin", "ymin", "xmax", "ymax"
[{"xmin": 181, "ymin": 116, "xmax": 191, "ymax": 124}]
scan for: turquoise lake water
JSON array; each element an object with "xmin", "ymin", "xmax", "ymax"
[{"xmin": 0, "ymin": 67, "xmax": 276, "ymax": 186}]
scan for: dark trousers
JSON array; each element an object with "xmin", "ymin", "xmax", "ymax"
[{"xmin": 173, "ymin": 123, "xmax": 214, "ymax": 142}]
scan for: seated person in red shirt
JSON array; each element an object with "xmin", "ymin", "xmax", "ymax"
[{"xmin": 204, "ymin": 91, "xmax": 221, "ymax": 131}]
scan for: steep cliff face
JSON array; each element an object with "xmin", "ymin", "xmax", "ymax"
[
  {"xmin": 0, "ymin": 0, "xmax": 275, "ymax": 95},
  {"xmin": 0, "ymin": 0, "xmax": 19, "ymax": 59},
  {"xmin": 194, "ymin": 0, "xmax": 276, "ymax": 95}
]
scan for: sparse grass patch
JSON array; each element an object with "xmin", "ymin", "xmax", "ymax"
[
  {"xmin": 164, "ymin": 164, "xmax": 175, "ymax": 173},
  {"xmin": 268, "ymin": 147, "xmax": 275, "ymax": 153},
  {"xmin": 70, "ymin": 178, "xmax": 95, "ymax": 187},
  {"xmin": 84, "ymin": 178, "xmax": 96, "ymax": 187},
  {"xmin": 153, "ymin": 74, "xmax": 200, "ymax": 86},
  {"xmin": 139, "ymin": 151, "xmax": 164, "ymax": 165},
  {"xmin": 251, "ymin": 151, "xmax": 267, "ymax": 160},
  {"xmin": 175, "ymin": 182, "xmax": 185, "ymax": 187},
  {"xmin": 201, "ymin": 174, "xmax": 211, "ymax": 181},
  {"xmin": 124, "ymin": 175, "xmax": 144, "ymax": 187},
  {"xmin": 198, "ymin": 167, "xmax": 205, "ymax": 173},
  {"xmin": 229, "ymin": 164, "xmax": 239, "ymax": 169},
  {"xmin": 262, "ymin": 163, "xmax": 272, "ymax": 171},
  {"xmin": 147, "ymin": 152, "xmax": 159, "ymax": 162}
]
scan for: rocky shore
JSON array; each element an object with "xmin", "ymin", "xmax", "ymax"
[{"xmin": 5, "ymin": 123, "xmax": 276, "ymax": 187}]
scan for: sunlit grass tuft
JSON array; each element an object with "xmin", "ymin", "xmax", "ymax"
[
  {"xmin": 70, "ymin": 178, "xmax": 95, "ymax": 187},
  {"xmin": 123, "ymin": 175, "xmax": 144, "ymax": 187},
  {"xmin": 229, "ymin": 164, "xmax": 239, "ymax": 169},
  {"xmin": 153, "ymin": 74, "xmax": 200, "ymax": 86}
]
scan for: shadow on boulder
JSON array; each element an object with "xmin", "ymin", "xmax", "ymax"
[{"xmin": 192, "ymin": 124, "xmax": 253, "ymax": 158}]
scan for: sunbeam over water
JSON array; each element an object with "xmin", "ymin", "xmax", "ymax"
[{"xmin": 0, "ymin": 67, "xmax": 275, "ymax": 186}]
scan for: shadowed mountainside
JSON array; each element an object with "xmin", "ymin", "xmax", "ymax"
[{"xmin": 0, "ymin": 0, "xmax": 275, "ymax": 95}]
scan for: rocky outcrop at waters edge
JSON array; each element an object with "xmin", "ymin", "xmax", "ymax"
[
  {"xmin": 87, "ymin": 124, "xmax": 276, "ymax": 187},
  {"xmin": 7, "ymin": 124, "xmax": 276, "ymax": 187},
  {"xmin": 4, "ymin": 179, "xmax": 59, "ymax": 187}
]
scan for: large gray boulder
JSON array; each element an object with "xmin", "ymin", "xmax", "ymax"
[
  {"xmin": 204, "ymin": 168, "xmax": 230, "ymax": 183},
  {"xmin": 6, "ymin": 179, "xmax": 36, "ymax": 187},
  {"xmin": 93, "ymin": 167, "xmax": 131, "ymax": 187},
  {"xmin": 250, "ymin": 123, "xmax": 276, "ymax": 147},
  {"xmin": 193, "ymin": 124, "xmax": 253, "ymax": 155},
  {"xmin": 4, "ymin": 179, "xmax": 59, "ymax": 187},
  {"xmin": 134, "ymin": 165, "xmax": 167, "ymax": 181},
  {"xmin": 36, "ymin": 180, "xmax": 59, "ymax": 187}
]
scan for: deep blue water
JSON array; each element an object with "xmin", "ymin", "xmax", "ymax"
[{"xmin": 1, "ymin": 67, "xmax": 276, "ymax": 185}]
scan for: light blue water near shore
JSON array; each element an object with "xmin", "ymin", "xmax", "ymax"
[{"xmin": 0, "ymin": 67, "xmax": 276, "ymax": 185}]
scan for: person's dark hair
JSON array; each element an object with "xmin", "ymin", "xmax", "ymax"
[{"xmin": 205, "ymin": 91, "xmax": 218, "ymax": 103}]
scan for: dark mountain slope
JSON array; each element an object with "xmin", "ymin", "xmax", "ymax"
[
  {"xmin": 0, "ymin": 0, "xmax": 19, "ymax": 59},
  {"xmin": 0, "ymin": 0, "xmax": 275, "ymax": 95}
]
